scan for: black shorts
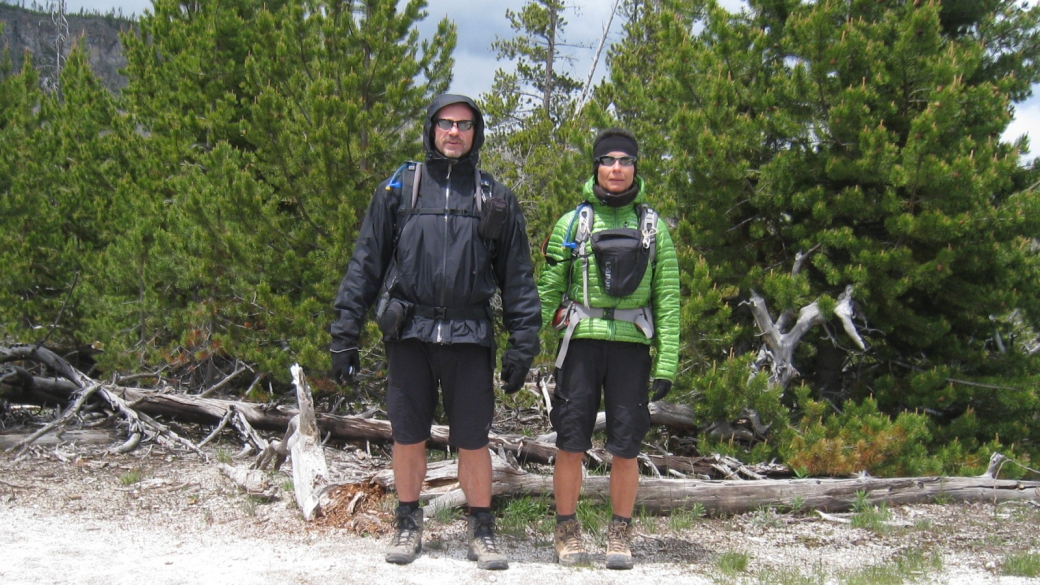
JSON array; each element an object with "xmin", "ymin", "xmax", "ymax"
[
  {"xmin": 385, "ymin": 339, "xmax": 495, "ymax": 450},
  {"xmin": 550, "ymin": 338, "xmax": 652, "ymax": 459}
]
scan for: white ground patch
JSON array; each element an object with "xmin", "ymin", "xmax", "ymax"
[{"xmin": 1, "ymin": 446, "xmax": 1038, "ymax": 585}]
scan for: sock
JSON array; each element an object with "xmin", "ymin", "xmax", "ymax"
[
  {"xmin": 556, "ymin": 513, "xmax": 577, "ymax": 524},
  {"xmin": 612, "ymin": 514, "xmax": 631, "ymax": 524},
  {"xmin": 398, "ymin": 500, "xmax": 420, "ymax": 513},
  {"xmin": 468, "ymin": 506, "xmax": 492, "ymax": 517}
]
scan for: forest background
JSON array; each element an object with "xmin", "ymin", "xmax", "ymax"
[{"xmin": 3, "ymin": 0, "xmax": 1040, "ymax": 481}]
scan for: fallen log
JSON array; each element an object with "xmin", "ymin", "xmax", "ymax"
[
  {"xmin": 1, "ymin": 367, "xmax": 735, "ymax": 475},
  {"xmin": 216, "ymin": 463, "xmax": 279, "ymax": 501},
  {"xmin": 0, "ymin": 428, "xmax": 122, "ymax": 450},
  {"xmin": 7, "ymin": 347, "xmax": 1035, "ymax": 521},
  {"xmin": 364, "ymin": 455, "xmax": 1040, "ymax": 516}
]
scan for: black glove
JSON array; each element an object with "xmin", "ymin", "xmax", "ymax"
[
  {"xmin": 500, "ymin": 350, "xmax": 529, "ymax": 394},
  {"xmin": 331, "ymin": 348, "xmax": 360, "ymax": 384},
  {"xmin": 650, "ymin": 379, "xmax": 672, "ymax": 402}
]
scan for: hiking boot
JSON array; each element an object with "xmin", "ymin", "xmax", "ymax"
[
  {"xmin": 466, "ymin": 512, "xmax": 509, "ymax": 570},
  {"xmin": 553, "ymin": 518, "xmax": 590, "ymax": 566},
  {"xmin": 385, "ymin": 506, "xmax": 423, "ymax": 564},
  {"xmin": 605, "ymin": 519, "xmax": 633, "ymax": 570}
]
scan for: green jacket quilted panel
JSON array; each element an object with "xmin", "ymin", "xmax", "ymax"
[{"xmin": 538, "ymin": 176, "xmax": 681, "ymax": 381}]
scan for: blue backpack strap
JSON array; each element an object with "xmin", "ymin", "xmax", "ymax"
[
  {"xmin": 557, "ymin": 202, "xmax": 594, "ymax": 306},
  {"xmin": 562, "ymin": 202, "xmax": 592, "ymax": 251},
  {"xmin": 385, "ymin": 162, "xmax": 421, "ymax": 250}
]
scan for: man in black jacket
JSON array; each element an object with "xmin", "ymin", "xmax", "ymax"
[{"xmin": 330, "ymin": 94, "xmax": 540, "ymax": 570}]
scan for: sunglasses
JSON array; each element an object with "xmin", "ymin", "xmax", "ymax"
[
  {"xmin": 595, "ymin": 155, "xmax": 637, "ymax": 167},
  {"xmin": 434, "ymin": 118, "xmax": 475, "ymax": 131}
]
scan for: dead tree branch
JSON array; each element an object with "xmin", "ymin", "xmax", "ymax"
[{"xmin": 745, "ymin": 284, "xmax": 866, "ymax": 389}]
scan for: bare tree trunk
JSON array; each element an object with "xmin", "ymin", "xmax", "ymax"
[
  {"xmin": 288, "ymin": 364, "xmax": 329, "ymax": 520},
  {"xmin": 542, "ymin": 5, "xmax": 557, "ymax": 114},
  {"xmin": 1, "ymin": 368, "xmax": 728, "ymax": 472},
  {"xmin": 577, "ymin": 0, "xmax": 619, "ymax": 111},
  {"xmin": 359, "ymin": 455, "xmax": 1040, "ymax": 517},
  {"xmin": 746, "ymin": 285, "xmax": 865, "ymax": 389}
]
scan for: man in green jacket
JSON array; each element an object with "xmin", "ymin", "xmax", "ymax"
[{"xmin": 538, "ymin": 128, "xmax": 681, "ymax": 570}]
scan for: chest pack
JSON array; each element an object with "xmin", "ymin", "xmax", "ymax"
[
  {"xmin": 563, "ymin": 202, "xmax": 659, "ymax": 304},
  {"xmin": 385, "ymin": 161, "xmax": 508, "ymax": 245},
  {"xmin": 547, "ymin": 202, "xmax": 659, "ymax": 369}
]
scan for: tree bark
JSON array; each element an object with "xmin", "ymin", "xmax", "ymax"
[
  {"xmin": 287, "ymin": 364, "xmax": 329, "ymax": 521},
  {"xmin": 1, "ymin": 368, "xmax": 731, "ymax": 475},
  {"xmin": 363, "ymin": 456, "xmax": 1040, "ymax": 516},
  {"xmin": 6, "ymin": 346, "xmax": 1036, "ymax": 520}
]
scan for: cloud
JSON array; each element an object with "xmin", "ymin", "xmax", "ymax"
[
  {"xmin": 422, "ymin": 0, "xmax": 750, "ymax": 99},
  {"xmin": 1004, "ymin": 97, "xmax": 1040, "ymax": 164}
]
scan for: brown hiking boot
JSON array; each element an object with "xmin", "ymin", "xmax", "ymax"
[
  {"xmin": 605, "ymin": 519, "xmax": 633, "ymax": 570},
  {"xmin": 466, "ymin": 512, "xmax": 509, "ymax": 570},
  {"xmin": 553, "ymin": 518, "xmax": 590, "ymax": 566},
  {"xmin": 384, "ymin": 506, "xmax": 423, "ymax": 564}
]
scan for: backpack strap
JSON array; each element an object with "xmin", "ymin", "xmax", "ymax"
[
  {"xmin": 410, "ymin": 162, "xmax": 423, "ymax": 209},
  {"xmin": 640, "ymin": 204, "xmax": 659, "ymax": 268},
  {"xmin": 385, "ymin": 162, "xmax": 418, "ymax": 250},
  {"xmin": 550, "ymin": 202, "xmax": 660, "ymax": 356},
  {"xmin": 395, "ymin": 162, "xmax": 477, "ymax": 219},
  {"xmin": 558, "ymin": 203, "xmax": 594, "ymax": 307},
  {"xmin": 577, "ymin": 204, "xmax": 594, "ymax": 306},
  {"xmin": 554, "ymin": 301, "xmax": 654, "ymax": 368},
  {"xmin": 475, "ymin": 167, "xmax": 493, "ymax": 214}
]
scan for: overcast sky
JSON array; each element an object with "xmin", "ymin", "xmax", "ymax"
[{"xmin": 21, "ymin": 0, "xmax": 1040, "ymax": 161}]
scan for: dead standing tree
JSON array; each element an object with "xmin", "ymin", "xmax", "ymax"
[{"xmin": 744, "ymin": 248, "xmax": 867, "ymax": 390}]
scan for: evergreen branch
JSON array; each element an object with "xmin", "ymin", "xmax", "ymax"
[{"xmin": 945, "ymin": 378, "xmax": 1023, "ymax": 392}]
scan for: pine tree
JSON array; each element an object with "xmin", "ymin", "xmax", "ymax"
[
  {"xmin": 486, "ymin": 0, "xmax": 583, "ymax": 125},
  {"xmin": 105, "ymin": 0, "xmax": 456, "ymax": 387},
  {"xmin": 0, "ymin": 43, "xmax": 134, "ymax": 354},
  {"xmin": 603, "ymin": 0, "xmax": 1040, "ymax": 458},
  {"xmin": 121, "ymin": 0, "xmax": 278, "ymax": 153}
]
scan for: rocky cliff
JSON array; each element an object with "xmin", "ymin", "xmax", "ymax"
[{"xmin": 1, "ymin": 2, "xmax": 132, "ymax": 93}]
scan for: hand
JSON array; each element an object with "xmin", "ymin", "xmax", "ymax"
[
  {"xmin": 331, "ymin": 348, "xmax": 360, "ymax": 384},
  {"xmin": 500, "ymin": 350, "xmax": 529, "ymax": 394},
  {"xmin": 650, "ymin": 379, "xmax": 672, "ymax": 402}
]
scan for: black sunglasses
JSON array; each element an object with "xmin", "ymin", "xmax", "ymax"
[
  {"xmin": 595, "ymin": 155, "xmax": 637, "ymax": 167},
  {"xmin": 434, "ymin": 118, "xmax": 475, "ymax": 131}
]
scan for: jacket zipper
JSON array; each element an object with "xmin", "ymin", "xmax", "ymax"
[{"xmin": 437, "ymin": 163, "xmax": 453, "ymax": 343}]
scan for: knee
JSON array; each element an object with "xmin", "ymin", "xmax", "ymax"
[{"xmin": 556, "ymin": 450, "xmax": 586, "ymax": 465}]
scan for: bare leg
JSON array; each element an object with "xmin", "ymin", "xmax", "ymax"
[
  {"xmin": 392, "ymin": 441, "xmax": 428, "ymax": 502},
  {"xmin": 553, "ymin": 450, "xmax": 585, "ymax": 515},
  {"xmin": 458, "ymin": 446, "xmax": 492, "ymax": 508},
  {"xmin": 609, "ymin": 455, "xmax": 639, "ymax": 517}
]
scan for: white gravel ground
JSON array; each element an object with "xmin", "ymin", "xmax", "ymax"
[{"xmin": 3, "ymin": 446, "xmax": 1040, "ymax": 585}]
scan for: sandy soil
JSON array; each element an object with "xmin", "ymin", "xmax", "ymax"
[{"xmin": 2, "ymin": 443, "xmax": 1040, "ymax": 585}]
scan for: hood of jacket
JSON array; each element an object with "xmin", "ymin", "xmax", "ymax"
[
  {"xmin": 423, "ymin": 94, "xmax": 485, "ymax": 167},
  {"xmin": 583, "ymin": 175, "xmax": 646, "ymax": 207}
]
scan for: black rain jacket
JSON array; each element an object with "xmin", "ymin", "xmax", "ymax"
[{"xmin": 330, "ymin": 95, "xmax": 541, "ymax": 362}]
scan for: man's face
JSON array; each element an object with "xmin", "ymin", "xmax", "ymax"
[
  {"xmin": 433, "ymin": 103, "xmax": 476, "ymax": 158},
  {"xmin": 596, "ymin": 151, "xmax": 636, "ymax": 194}
]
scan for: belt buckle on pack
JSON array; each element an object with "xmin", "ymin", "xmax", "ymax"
[
  {"xmin": 602, "ymin": 308, "xmax": 615, "ymax": 321},
  {"xmin": 433, "ymin": 307, "xmax": 447, "ymax": 320}
]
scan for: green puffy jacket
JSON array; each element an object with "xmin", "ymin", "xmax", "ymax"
[{"xmin": 538, "ymin": 176, "xmax": 681, "ymax": 382}]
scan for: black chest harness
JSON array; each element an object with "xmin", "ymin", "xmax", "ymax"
[
  {"xmin": 548, "ymin": 202, "xmax": 659, "ymax": 368},
  {"xmin": 374, "ymin": 162, "xmax": 508, "ymax": 336}
]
